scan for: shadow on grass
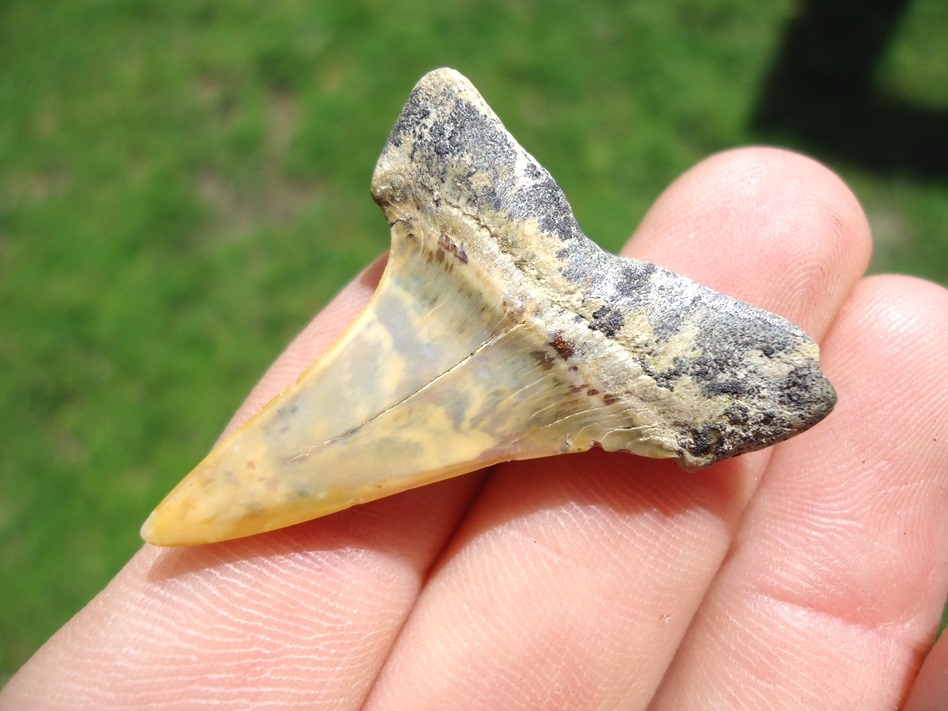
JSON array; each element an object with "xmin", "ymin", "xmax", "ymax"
[{"xmin": 751, "ymin": 0, "xmax": 948, "ymax": 179}]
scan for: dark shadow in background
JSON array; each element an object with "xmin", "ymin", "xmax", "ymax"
[{"xmin": 751, "ymin": 0, "xmax": 948, "ymax": 179}]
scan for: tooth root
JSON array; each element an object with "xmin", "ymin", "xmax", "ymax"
[{"xmin": 142, "ymin": 68, "xmax": 836, "ymax": 546}]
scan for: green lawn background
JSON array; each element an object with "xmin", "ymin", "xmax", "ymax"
[{"xmin": 2, "ymin": 0, "xmax": 946, "ymax": 675}]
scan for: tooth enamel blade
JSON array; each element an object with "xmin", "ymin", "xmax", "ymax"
[{"xmin": 142, "ymin": 68, "xmax": 836, "ymax": 546}]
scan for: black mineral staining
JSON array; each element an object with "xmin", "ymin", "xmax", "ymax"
[
  {"xmin": 387, "ymin": 101, "xmax": 430, "ymax": 150},
  {"xmin": 688, "ymin": 424, "xmax": 723, "ymax": 457},
  {"xmin": 383, "ymin": 79, "xmax": 518, "ymax": 200},
  {"xmin": 612, "ymin": 260, "xmax": 659, "ymax": 301},
  {"xmin": 778, "ymin": 365, "xmax": 838, "ymax": 414},
  {"xmin": 506, "ymin": 175, "xmax": 586, "ymax": 246},
  {"xmin": 639, "ymin": 360, "xmax": 683, "ymax": 391},
  {"xmin": 725, "ymin": 404, "xmax": 750, "ymax": 426},
  {"xmin": 704, "ymin": 378, "xmax": 758, "ymax": 397},
  {"xmin": 588, "ymin": 305, "xmax": 624, "ymax": 338}
]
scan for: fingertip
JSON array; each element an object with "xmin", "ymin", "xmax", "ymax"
[
  {"xmin": 838, "ymin": 272, "xmax": 948, "ymax": 334},
  {"xmin": 825, "ymin": 273, "xmax": 948, "ymax": 414},
  {"xmin": 628, "ymin": 147, "xmax": 871, "ymax": 336}
]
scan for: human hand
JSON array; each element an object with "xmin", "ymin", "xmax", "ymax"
[{"xmin": 3, "ymin": 148, "xmax": 947, "ymax": 710}]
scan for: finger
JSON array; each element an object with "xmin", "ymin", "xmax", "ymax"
[
  {"xmin": 364, "ymin": 147, "xmax": 871, "ymax": 710},
  {"xmin": 629, "ymin": 147, "xmax": 864, "ymax": 336},
  {"xmin": 651, "ymin": 275, "xmax": 948, "ymax": 709},
  {"xmin": 904, "ymin": 630, "xmax": 948, "ymax": 711},
  {"xmin": 0, "ymin": 255, "xmax": 484, "ymax": 710}
]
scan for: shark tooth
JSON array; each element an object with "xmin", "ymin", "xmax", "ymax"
[{"xmin": 141, "ymin": 68, "xmax": 836, "ymax": 546}]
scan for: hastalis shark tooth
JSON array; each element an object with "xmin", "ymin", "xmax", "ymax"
[{"xmin": 141, "ymin": 68, "xmax": 836, "ymax": 546}]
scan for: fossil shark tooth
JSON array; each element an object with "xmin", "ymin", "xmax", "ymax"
[{"xmin": 141, "ymin": 68, "xmax": 836, "ymax": 546}]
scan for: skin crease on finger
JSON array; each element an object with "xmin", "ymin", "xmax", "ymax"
[
  {"xmin": 904, "ymin": 628, "xmax": 948, "ymax": 711},
  {"xmin": 3, "ymin": 147, "xmax": 943, "ymax": 711}
]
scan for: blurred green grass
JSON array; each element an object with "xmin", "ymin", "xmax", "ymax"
[{"xmin": 1, "ymin": 0, "xmax": 946, "ymax": 675}]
